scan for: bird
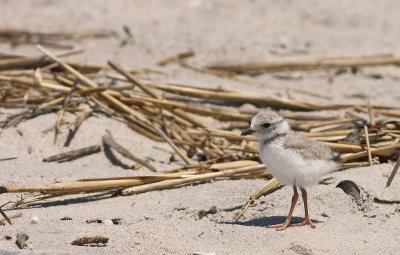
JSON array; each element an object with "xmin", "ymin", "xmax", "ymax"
[{"xmin": 241, "ymin": 110, "xmax": 341, "ymax": 231}]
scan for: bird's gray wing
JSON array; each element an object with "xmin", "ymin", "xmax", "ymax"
[{"xmin": 283, "ymin": 131, "xmax": 340, "ymax": 162}]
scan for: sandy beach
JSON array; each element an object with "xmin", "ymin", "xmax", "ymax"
[{"xmin": 0, "ymin": 1, "xmax": 400, "ymax": 254}]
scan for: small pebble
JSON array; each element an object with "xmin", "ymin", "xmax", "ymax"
[
  {"xmin": 321, "ymin": 212, "xmax": 330, "ymax": 218},
  {"xmin": 103, "ymin": 219, "xmax": 114, "ymax": 226},
  {"xmin": 16, "ymin": 232, "xmax": 29, "ymax": 249},
  {"xmin": 111, "ymin": 218, "xmax": 122, "ymax": 225},
  {"xmin": 29, "ymin": 216, "xmax": 39, "ymax": 224},
  {"xmin": 363, "ymin": 213, "xmax": 376, "ymax": 218}
]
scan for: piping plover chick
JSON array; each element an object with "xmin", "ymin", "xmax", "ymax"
[{"xmin": 241, "ymin": 110, "xmax": 341, "ymax": 231}]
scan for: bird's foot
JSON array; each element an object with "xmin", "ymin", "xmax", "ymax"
[
  {"xmin": 290, "ymin": 217, "xmax": 315, "ymax": 229},
  {"xmin": 267, "ymin": 222, "xmax": 290, "ymax": 231},
  {"xmin": 268, "ymin": 217, "xmax": 315, "ymax": 231}
]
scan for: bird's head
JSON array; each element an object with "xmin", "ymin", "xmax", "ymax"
[{"xmin": 241, "ymin": 110, "xmax": 289, "ymax": 141}]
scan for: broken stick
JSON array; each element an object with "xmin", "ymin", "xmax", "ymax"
[
  {"xmin": 234, "ymin": 178, "xmax": 281, "ymax": 221},
  {"xmin": 102, "ymin": 130, "xmax": 157, "ymax": 172},
  {"xmin": 0, "ymin": 207, "xmax": 12, "ymax": 225},
  {"xmin": 386, "ymin": 155, "xmax": 400, "ymax": 188},
  {"xmin": 43, "ymin": 145, "xmax": 101, "ymax": 162},
  {"xmin": 71, "ymin": 236, "xmax": 109, "ymax": 246}
]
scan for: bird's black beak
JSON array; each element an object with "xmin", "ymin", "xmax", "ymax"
[{"xmin": 241, "ymin": 127, "xmax": 255, "ymax": 136}]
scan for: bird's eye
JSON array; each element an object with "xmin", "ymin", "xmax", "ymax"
[{"xmin": 262, "ymin": 123, "xmax": 271, "ymax": 128}]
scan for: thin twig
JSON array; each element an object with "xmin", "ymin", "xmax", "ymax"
[
  {"xmin": 386, "ymin": 155, "xmax": 400, "ymax": 188},
  {"xmin": 108, "ymin": 61, "xmax": 157, "ymax": 97},
  {"xmin": 154, "ymin": 127, "xmax": 194, "ymax": 165},
  {"xmin": 364, "ymin": 125, "xmax": 373, "ymax": 166},
  {"xmin": 0, "ymin": 157, "xmax": 17, "ymax": 161},
  {"xmin": 206, "ymin": 53, "xmax": 400, "ymax": 74},
  {"xmin": 234, "ymin": 178, "xmax": 281, "ymax": 221},
  {"xmin": 43, "ymin": 145, "xmax": 101, "ymax": 162},
  {"xmin": 156, "ymin": 51, "xmax": 195, "ymax": 66},
  {"xmin": 367, "ymin": 97, "xmax": 374, "ymax": 126},
  {"xmin": 36, "ymin": 45, "xmax": 148, "ymax": 122},
  {"xmin": 0, "ymin": 202, "xmax": 12, "ymax": 225},
  {"xmin": 54, "ymin": 79, "xmax": 79, "ymax": 144},
  {"xmin": 102, "ymin": 130, "xmax": 157, "ymax": 172}
]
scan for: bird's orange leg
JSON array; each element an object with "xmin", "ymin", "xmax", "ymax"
[
  {"xmin": 291, "ymin": 187, "xmax": 315, "ymax": 228},
  {"xmin": 268, "ymin": 186, "xmax": 298, "ymax": 231}
]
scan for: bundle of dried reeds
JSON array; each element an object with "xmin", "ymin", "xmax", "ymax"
[{"xmin": 0, "ymin": 45, "xmax": 399, "ymax": 209}]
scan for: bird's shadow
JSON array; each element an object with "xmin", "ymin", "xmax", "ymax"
[{"xmin": 219, "ymin": 216, "xmax": 323, "ymax": 228}]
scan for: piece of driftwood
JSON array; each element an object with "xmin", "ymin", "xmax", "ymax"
[
  {"xmin": 0, "ymin": 28, "xmax": 116, "ymax": 39},
  {"xmin": 0, "ymin": 29, "xmax": 116, "ymax": 49},
  {"xmin": 71, "ymin": 236, "xmax": 109, "ymax": 246},
  {"xmin": 0, "ymin": 207, "xmax": 12, "ymax": 225},
  {"xmin": 0, "ymin": 56, "xmax": 52, "ymax": 71},
  {"xmin": 386, "ymin": 155, "xmax": 400, "ymax": 188},
  {"xmin": 0, "ymin": 157, "xmax": 17, "ymax": 161},
  {"xmin": 206, "ymin": 54, "xmax": 400, "ymax": 74},
  {"xmin": 43, "ymin": 145, "xmax": 101, "ymax": 162},
  {"xmin": 156, "ymin": 51, "xmax": 195, "ymax": 65}
]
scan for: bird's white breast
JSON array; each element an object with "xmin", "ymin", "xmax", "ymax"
[{"xmin": 260, "ymin": 140, "xmax": 336, "ymax": 187}]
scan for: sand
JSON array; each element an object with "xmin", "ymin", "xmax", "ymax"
[{"xmin": 0, "ymin": 0, "xmax": 400, "ymax": 254}]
